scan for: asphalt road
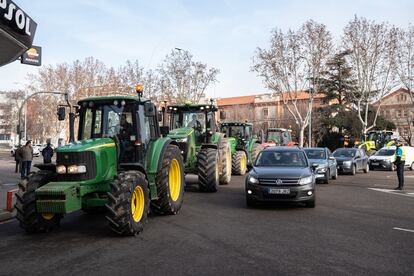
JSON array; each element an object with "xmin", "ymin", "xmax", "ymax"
[{"xmin": 0, "ymin": 167, "xmax": 413, "ymax": 275}]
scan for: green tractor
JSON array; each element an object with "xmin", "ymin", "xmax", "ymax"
[
  {"xmin": 15, "ymin": 87, "xmax": 185, "ymax": 236},
  {"xmin": 359, "ymin": 130, "xmax": 399, "ymax": 155},
  {"xmin": 163, "ymin": 102, "xmax": 232, "ymax": 192},
  {"xmin": 220, "ymin": 122, "xmax": 261, "ymax": 174}
]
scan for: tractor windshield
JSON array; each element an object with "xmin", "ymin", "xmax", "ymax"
[
  {"xmin": 221, "ymin": 125, "xmax": 244, "ymax": 138},
  {"xmin": 267, "ymin": 130, "xmax": 291, "ymax": 146},
  {"xmin": 171, "ymin": 111, "xmax": 210, "ymax": 133},
  {"xmin": 367, "ymin": 132, "xmax": 379, "ymax": 142},
  {"xmin": 79, "ymin": 103, "xmax": 135, "ymax": 140}
]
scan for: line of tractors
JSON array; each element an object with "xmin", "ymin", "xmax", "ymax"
[
  {"xmin": 16, "ymin": 85, "xmax": 396, "ymax": 236},
  {"xmin": 15, "ymin": 86, "xmax": 298, "ymax": 236}
]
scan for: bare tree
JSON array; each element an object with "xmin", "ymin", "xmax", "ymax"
[
  {"xmin": 343, "ymin": 16, "xmax": 397, "ymax": 135},
  {"xmin": 158, "ymin": 49, "xmax": 220, "ymax": 103},
  {"xmin": 394, "ymin": 25, "xmax": 414, "ymax": 103},
  {"xmin": 252, "ymin": 20, "xmax": 333, "ymax": 146}
]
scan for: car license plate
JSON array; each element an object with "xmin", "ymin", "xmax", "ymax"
[
  {"xmin": 269, "ymin": 188, "xmax": 290, "ymax": 194},
  {"xmin": 371, "ymin": 162, "xmax": 379, "ymax": 166}
]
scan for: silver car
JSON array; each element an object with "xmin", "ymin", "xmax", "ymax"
[{"xmin": 304, "ymin": 147, "xmax": 338, "ymax": 184}]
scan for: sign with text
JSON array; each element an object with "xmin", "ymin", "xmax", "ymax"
[{"xmin": 21, "ymin": 45, "xmax": 41, "ymax": 66}]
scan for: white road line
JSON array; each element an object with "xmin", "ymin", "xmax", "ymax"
[
  {"xmin": 393, "ymin": 227, "xmax": 414, "ymax": 233},
  {"xmin": 368, "ymin": 188, "xmax": 414, "ymax": 198}
]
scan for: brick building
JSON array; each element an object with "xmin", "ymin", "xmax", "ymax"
[{"xmin": 375, "ymin": 88, "xmax": 414, "ymax": 145}]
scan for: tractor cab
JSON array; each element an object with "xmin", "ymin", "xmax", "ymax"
[
  {"xmin": 220, "ymin": 122, "xmax": 253, "ymax": 146},
  {"xmin": 77, "ymin": 96, "xmax": 159, "ymax": 165},
  {"xmin": 263, "ymin": 128, "xmax": 294, "ymax": 147},
  {"xmin": 362, "ymin": 130, "xmax": 399, "ymax": 154}
]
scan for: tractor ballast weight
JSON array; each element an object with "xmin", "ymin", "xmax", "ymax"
[
  {"xmin": 220, "ymin": 122, "xmax": 261, "ymax": 174},
  {"xmin": 165, "ymin": 103, "xmax": 232, "ymax": 192},
  {"xmin": 16, "ymin": 90, "xmax": 185, "ymax": 236}
]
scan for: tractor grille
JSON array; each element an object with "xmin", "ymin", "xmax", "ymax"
[{"xmin": 56, "ymin": 151, "xmax": 97, "ymax": 181}]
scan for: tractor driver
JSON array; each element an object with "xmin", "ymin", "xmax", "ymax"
[
  {"xmin": 119, "ymin": 114, "xmax": 134, "ymax": 162},
  {"xmin": 187, "ymin": 114, "xmax": 202, "ymax": 130}
]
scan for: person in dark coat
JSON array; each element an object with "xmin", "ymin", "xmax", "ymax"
[
  {"xmin": 394, "ymin": 141, "xmax": 406, "ymax": 190},
  {"xmin": 42, "ymin": 141, "xmax": 54, "ymax": 164},
  {"xmin": 19, "ymin": 140, "xmax": 33, "ymax": 178},
  {"xmin": 14, "ymin": 146, "xmax": 22, "ymax": 173}
]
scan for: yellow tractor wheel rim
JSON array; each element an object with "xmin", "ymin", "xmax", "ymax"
[
  {"xmin": 215, "ymin": 158, "xmax": 219, "ymax": 182},
  {"xmin": 42, "ymin": 213, "xmax": 54, "ymax": 220},
  {"xmin": 169, "ymin": 159, "xmax": 181, "ymax": 202},
  {"xmin": 241, "ymin": 153, "xmax": 246, "ymax": 171},
  {"xmin": 226, "ymin": 149, "xmax": 231, "ymax": 175},
  {"xmin": 131, "ymin": 186, "xmax": 145, "ymax": 222}
]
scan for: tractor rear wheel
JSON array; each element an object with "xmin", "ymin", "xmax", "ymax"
[
  {"xmin": 106, "ymin": 171, "xmax": 149, "ymax": 236},
  {"xmin": 151, "ymin": 144, "xmax": 185, "ymax": 215},
  {"xmin": 15, "ymin": 170, "xmax": 62, "ymax": 233},
  {"xmin": 219, "ymin": 139, "xmax": 231, "ymax": 185},
  {"xmin": 232, "ymin": 150, "xmax": 247, "ymax": 175},
  {"xmin": 198, "ymin": 148, "xmax": 219, "ymax": 192},
  {"xmin": 251, "ymin": 143, "xmax": 261, "ymax": 164}
]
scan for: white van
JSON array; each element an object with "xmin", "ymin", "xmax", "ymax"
[{"xmin": 369, "ymin": 146, "xmax": 414, "ymax": 171}]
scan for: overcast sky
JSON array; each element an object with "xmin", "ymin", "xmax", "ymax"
[{"xmin": 1, "ymin": 0, "xmax": 413, "ymax": 98}]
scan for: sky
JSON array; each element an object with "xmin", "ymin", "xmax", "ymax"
[{"xmin": 1, "ymin": 0, "xmax": 413, "ymax": 98}]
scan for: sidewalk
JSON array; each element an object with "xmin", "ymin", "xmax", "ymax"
[{"xmin": 0, "ymin": 157, "xmax": 20, "ymax": 222}]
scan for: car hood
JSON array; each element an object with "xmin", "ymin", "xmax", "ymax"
[
  {"xmin": 251, "ymin": 166, "xmax": 311, "ymax": 178},
  {"xmin": 369, "ymin": 155, "xmax": 394, "ymax": 161}
]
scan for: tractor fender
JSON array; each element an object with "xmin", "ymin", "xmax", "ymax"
[
  {"xmin": 146, "ymin": 138, "xmax": 178, "ymax": 199},
  {"xmin": 119, "ymin": 163, "xmax": 147, "ymax": 179}
]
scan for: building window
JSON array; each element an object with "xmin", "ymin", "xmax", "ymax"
[
  {"xmin": 396, "ymin": 110, "xmax": 402, "ymax": 118},
  {"xmin": 263, "ymin": 108, "xmax": 269, "ymax": 118},
  {"xmin": 403, "ymin": 110, "xmax": 408, "ymax": 117}
]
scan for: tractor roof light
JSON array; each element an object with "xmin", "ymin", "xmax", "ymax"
[
  {"xmin": 136, "ymin": 84, "xmax": 143, "ymax": 98},
  {"xmin": 56, "ymin": 165, "xmax": 66, "ymax": 174},
  {"xmin": 200, "ymin": 106, "xmax": 205, "ymax": 110},
  {"xmin": 206, "ymin": 105, "xmax": 210, "ymax": 109}
]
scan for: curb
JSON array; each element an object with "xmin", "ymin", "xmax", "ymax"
[{"xmin": 0, "ymin": 209, "xmax": 16, "ymax": 222}]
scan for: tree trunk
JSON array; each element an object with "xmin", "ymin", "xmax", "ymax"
[{"xmin": 298, "ymin": 125, "xmax": 306, "ymax": 147}]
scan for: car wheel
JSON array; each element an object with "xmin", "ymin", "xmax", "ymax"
[
  {"xmin": 410, "ymin": 162, "xmax": 414, "ymax": 171},
  {"xmin": 351, "ymin": 164, "xmax": 356, "ymax": 175},
  {"xmin": 332, "ymin": 168, "xmax": 338, "ymax": 180},
  {"xmin": 363, "ymin": 163, "xmax": 369, "ymax": 173},
  {"xmin": 246, "ymin": 196, "xmax": 256, "ymax": 208},
  {"xmin": 369, "ymin": 165, "xmax": 374, "ymax": 171},
  {"xmin": 305, "ymin": 200, "xmax": 315, "ymax": 208},
  {"xmin": 324, "ymin": 170, "xmax": 330, "ymax": 184}
]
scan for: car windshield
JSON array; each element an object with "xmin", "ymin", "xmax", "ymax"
[
  {"xmin": 304, "ymin": 149, "xmax": 325, "ymax": 160},
  {"xmin": 255, "ymin": 150, "xmax": 308, "ymax": 167},
  {"xmin": 376, "ymin": 149, "xmax": 395, "ymax": 156},
  {"xmin": 333, "ymin": 149, "xmax": 356, "ymax": 158}
]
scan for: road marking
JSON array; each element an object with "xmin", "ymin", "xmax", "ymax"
[
  {"xmin": 368, "ymin": 188, "xmax": 414, "ymax": 198},
  {"xmin": 393, "ymin": 227, "xmax": 414, "ymax": 233}
]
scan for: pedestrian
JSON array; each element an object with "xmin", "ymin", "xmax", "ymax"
[
  {"xmin": 20, "ymin": 140, "xmax": 33, "ymax": 179},
  {"xmin": 394, "ymin": 140, "xmax": 406, "ymax": 190},
  {"xmin": 14, "ymin": 146, "xmax": 21, "ymax": 173},
  {"xmin": 42, "ymin": 140, "xmax": 54, "ymax": 164}
]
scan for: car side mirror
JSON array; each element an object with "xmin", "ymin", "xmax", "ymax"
[
  {"xmin": 329, "ymin": 156, "xmax": 335, "ymax": 161},
  {"xmin": 311, "ymin": 163, "xmax": 319, "ymax": 170},
  {"xmin": 144, "ymin": 102, "xmax": 156, "ymax": 117},
  {"xmin": 160, "ymin": 126, "xmax": 169, "ymax": 136},
  {"xmin": 57, "ymin": 107, "xmax": 66, "ymax": 121}
]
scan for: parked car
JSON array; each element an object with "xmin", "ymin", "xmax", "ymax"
[
  {"xmin": 245, "ymin": 146, "xmax": 316, "ymax": 208},
  {"xmin": 304, "ymin": 147, "xmax": 338, "ymax": 184},
  {"xmin": 369, "ymin": 146, "xmax": 414, "ymax": 171},
  {"xmin": 32, "ymin": 144, "xmax": 41, "ymax": 157},
  {"xmin": 333, "ymin": 148, "xmax": 369, "ymax": 175}
]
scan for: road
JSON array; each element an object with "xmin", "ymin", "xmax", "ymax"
[{"xmin": 0, "ymin": 162, "xmax": 413, "ymax": 275}]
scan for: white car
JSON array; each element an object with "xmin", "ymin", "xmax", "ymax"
[
  {"xmin": 32, "ymin": 144, "xmax": 41, "ymax": 157},
  {"xmin": 369, "ymin": 146, "xmax": 414, "ymax": 171}
]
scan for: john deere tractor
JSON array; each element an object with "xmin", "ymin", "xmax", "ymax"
[
  {"xmin": 220, "ymin": 122, "xmax": 261, "ymax": 174},
  {"xmin": 359, "ymin": 130, "xmax": 399, "ymax": 155},
  {"xmin": 261, "ymin": 128, "xmax": 296, "ymax": 147},
  {"xmin": 163, "ymin": 102, "xmax": 231, "ymax": 192},
  {"xmin": 15, "ymin": 87, "xmax": 185, "ymax": 236}
]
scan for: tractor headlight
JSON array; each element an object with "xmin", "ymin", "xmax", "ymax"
[
  {"xmin": 56, "ymin": 165, "xmax": 66, "ymax": 174},
  {"xmin": 67, "ymin": 165, "xmax": 87, "ymax": 174},
  {"xmin": 176, "ymin": 138, "xmax": 188, "ymax": 143},
  {"xmin": 299, "ymin": 176, "xmax": 313, "ymax": 185}
]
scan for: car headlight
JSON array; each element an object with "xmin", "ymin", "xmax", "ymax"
[
  {"xmin": 56, "ymin": 165, "xmax": 66, "ymax": 174},
  {"xmin": 176, "ymin": 138, "xmax": 188, "ymax": 143},
  {"xmin": 299, "ymin": 176, "xmax": 313, "ymax": 185},
  {"xmin": 343, "ymin": 161, "xmax": 352, "ymax": 166},
  {"xmin": 317, "ymin": 166, "xmax": 327, "ymax": 173},
  {"xmin": 67, "ymin": 165, "xmax": 87, "ymax": 174},
  {"xmin": 248, "ymin": 176, "xmax": 259, "ymax": 184}
]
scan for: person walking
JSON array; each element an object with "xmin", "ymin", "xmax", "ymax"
[
  {"xmin": 14, "ymin": 146, "xmax": 22, "ymax": 173},
  {"xmin": 42, "ymin": 140, "xmax": 54, "ymax": 164},
  {"xmin": 394, "ymin": 141, "xmax": 406, "ymax": 190},
  {"xmin": 20, "ymin": 140, "xmax": 33, "ymax": 179}
]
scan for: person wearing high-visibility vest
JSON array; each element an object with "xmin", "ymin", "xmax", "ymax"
[{"xmin": 394, "ymin": 141, "xmax": 406, "ymax": 190}]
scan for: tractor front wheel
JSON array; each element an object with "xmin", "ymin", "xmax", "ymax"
[
  {"xmin": 232, "ymin": 151, "xmax": 247, "ymax": 175},
  {"xmin": 151, "ymin": 144, "xmax": 185, "ymax": 215},
  {"xmin": 251, "ymin": 143, "xmax": 261, "ymax": 165},
  {"xmin": 15, "ymin": 170, "xmax": 62, "ymax": 233},
  {"xmin": 198, "ymin": 148, "xmax": 219, "ymax": 192},
  {"xmin": 106, "ymin": 171, "xmax": 149, "ymax": 236}
]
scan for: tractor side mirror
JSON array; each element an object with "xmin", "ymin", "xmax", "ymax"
[
  {"xmin": 57, "ymin": 107, "xmax": 66, "ymax": 121},
  {"xmin": 144, "ymin": 102, "xmax": 156, "ymax": 117},
  {"xmin": 219, "ymin": 111, "xmax": 226, "ymax": 120},
  {"xmin": 160, "ymin": 126, "xmax": 169, "ymax": 136}
]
